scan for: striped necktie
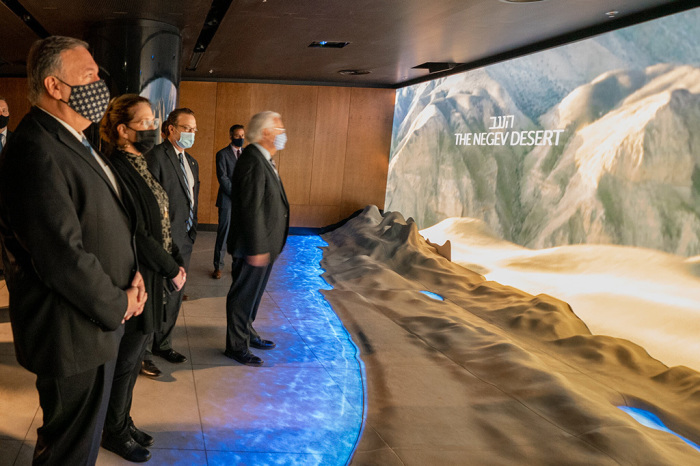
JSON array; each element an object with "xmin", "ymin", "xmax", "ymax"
[{"xmin": 178, "ymin": 152, "xmax": 194, "ymax": 232}]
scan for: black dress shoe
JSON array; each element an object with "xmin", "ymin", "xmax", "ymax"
[
  {"xmin": 140, "ymin": 360, "xmax": 161, "ymax": 377},
  {"xmin": 152, "ymin": 348, "xmax": 188, "ymax": 363},
  {"xmin": 129, "ymin": 423, "xmax": 154, "ymax": 447},
  {"xmin": 102, "ymin": 436, "xmax": 151, "ymax": 462},
  {"xmin": 224, "ymin": 349, "xmax": 263, "ymax": 367},
  {"xmin": 250, "ymin": 338, "xmax": 276, "ymax": 350}
]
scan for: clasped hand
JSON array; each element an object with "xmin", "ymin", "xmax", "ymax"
[
  {"xmin": 123, "ymin": 271, "xmax": 148, "ymax": 323},
  {"xmin": 171, "ymin": 267, "xmax": 187, "ymax": 291}
]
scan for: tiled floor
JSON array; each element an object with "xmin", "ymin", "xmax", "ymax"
[{"xmin": 0, "ymin": 232, "xmax": 365, "ymax": 465}]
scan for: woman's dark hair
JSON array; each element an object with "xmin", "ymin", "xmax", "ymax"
[{"xmin": 100, "ymin": 94, "xmax": 150, "ymax": 152}]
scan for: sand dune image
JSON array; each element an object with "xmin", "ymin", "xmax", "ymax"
[
  {"xmin": 421, "ymin": 216, "xmax": 700, "ymax": 372},
  {"xmin": 322, "ymin": 206, "xmax": 700, "ymax": 464}
]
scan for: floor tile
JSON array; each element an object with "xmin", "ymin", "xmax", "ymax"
[
  {"xmin": 0, "ymin": 440, "xmax": 22, "ymax": 466},
  {"xmin": 97, "ymin": 447, "xmax": 209, "ymax": 465},
  {"xmin": 130, "ymin": 368, "xmax": 205, "ymax": 451},
  {"xmin": 195, "ymin": 365, "xmax": 361, "ymax": 456}
]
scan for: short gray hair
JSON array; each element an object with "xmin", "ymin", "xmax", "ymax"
[
  {"xmin": 246, "ymin": 111, "xmax": 281, "ymax": 143},
  {"xmin": 27, "ymin": 36, "xmax": 89, "ymax": 105}
]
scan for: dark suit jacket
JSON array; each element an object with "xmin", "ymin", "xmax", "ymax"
[
  {"xmin": 227, "ymin": 144, "xmax": 289, "ymax": 263},
  {"xmin": 110, "ymin": 150, "xmax": 184, "ymax": 334},
  {"xmin": 215, "ymin": 144, "xmax": 239, "ymax": 210},
  {"xmin": 145, "ymin": 140, "xmax": 200, "ymax": 246},
  {"xmin": 0, "ymin": 107, "xmax": 136, "ymax": 377}
]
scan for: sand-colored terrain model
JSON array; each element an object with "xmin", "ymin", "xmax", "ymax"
[{"xmin": 322, "ymin": 206, "xmax": 700, "ymax": 464}]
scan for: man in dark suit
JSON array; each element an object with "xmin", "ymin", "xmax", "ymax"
[
  {"xmin": 0, "ymin": 97, "xmax": 11, "ymax": 152},
  {"xmin": 144, "ymin": 108, "xmax": 200, "ymax": 369},
  {"xmin": 0, "ymin": 97, "xmax": 11, "ymax": 278},
  {"xmin": 225, "ymin": 111, "xmax": 289, "ymax": 366},
  {"xmin": 212, "ymin": 124, "xmax": 245, "ymax": 279},
  {"xmin": 0, "ymin": 35, "xmax": 147, "ymax": 464}
]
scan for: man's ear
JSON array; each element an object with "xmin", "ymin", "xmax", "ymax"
[{"xmin": 44, "ymin": 76, "xmax": 63, "ymax": 100}]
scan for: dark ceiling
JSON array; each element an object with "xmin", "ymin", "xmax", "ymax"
[{"xmin": 0, "ymin": 0, "xmax": 696, "ymax": 88}]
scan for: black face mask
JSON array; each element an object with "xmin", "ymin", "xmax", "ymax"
[
  {"xmin": 0, "ymin": 115, "xmax": 9, "ymax": 128},
  {"xmin": 56, "ymin": 77, "xmax": 110, "ymax": 123},
  {"xmin": 131, "ymin": 128, "xmax": 158, "ymax": 154},
  {"xmin": 232, "ymin": 137, "xmax": 244, "ymax": 148}
]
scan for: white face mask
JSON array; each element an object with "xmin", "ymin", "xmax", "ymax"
[
  {"xmin": 273, "ymin": 132, "xmax": 287, "ymax": 151},
  {"xmin": 177, "ymin": 131, "xmax": 195, "ymax": 149}
]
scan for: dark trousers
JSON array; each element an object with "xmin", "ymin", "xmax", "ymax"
[
  {"xmin": 147, "ymin": 237, "xmax": 193, "ymax": 356},
  {"xmin": 103, "ymin": 329, "xmax": 149, "ymax": 442},
  {"xmin": 213, "ymin": 204, "xmax": 231, "ymax": 270},
  {"xmin": 225, "ymin": 257, "xmax": 273, "ymax": 352},
  {"xmin": 33, "ymin": 359, "xmax": 117, "ymax": 465}
]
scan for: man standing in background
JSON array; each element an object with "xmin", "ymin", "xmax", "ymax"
[
  {"xmin": 0, "ymin": 35, "xmax": 146, "ymax": 464},
  {"xmin": 143, "ymin": 108, "xmax": 200, "ymax": 375},
  {"xmin": 212, "ymin": 124, "xmax": 245, "ymax": 279},
  {"xmin": 0, "ymin": 97, "xmax": 10, "ymax": 279},
  {"xmin": 0, "ymin": 97, "xmax": 11, "ymax": 153},
  {"xmin": 224, "ymin": 111, "xmax": 289, "ymax": 366}
]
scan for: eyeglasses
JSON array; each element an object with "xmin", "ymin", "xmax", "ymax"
[
  {"xmin": 272, "ymin": 127, "xmax": 286, "ymax": 133},
  {"xmin": 129, "ymin": 118, "xmax": 160, "ymax": 131},
  {"xmin": 176, "ymin": 124, "xmax": 198, "ymax": 133}
]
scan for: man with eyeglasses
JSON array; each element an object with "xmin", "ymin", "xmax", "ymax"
[
  {"xmin": 224, "ymin": 111, "xmax": 289, "ymax": 366},
  {"xmin": 143, "ymin": 108, "xmax": 200, "ymax": 373}
]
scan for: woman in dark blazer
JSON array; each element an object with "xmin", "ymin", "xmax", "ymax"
[{"xmin": 99, "ymin": 94, "xmax": 187, "ymax": 462}]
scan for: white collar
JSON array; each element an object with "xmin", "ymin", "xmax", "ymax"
[{"xmin": 38, "ymin": 106, "xmax": 86, "ymax": 143}]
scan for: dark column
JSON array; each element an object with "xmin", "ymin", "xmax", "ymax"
[{"xmin": 87, "ymin": 19, "xmax": 181, "ymax": 134}]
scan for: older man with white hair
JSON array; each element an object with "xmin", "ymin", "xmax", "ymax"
[{"xmin": 224, "ymin": 111, "xmax": 289, "ymax": 366}]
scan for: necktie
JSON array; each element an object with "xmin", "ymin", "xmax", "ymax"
[
  {"xmin": 270, "ymin": 157, "xmax": 280, "ymax": 178},
  {"xmin": 179, "ymin": 152, "xmax": 194, "ymax": 232},
  {"xmin": 0, "ymin": 133, "xmax": 4, "ymax": 152}
]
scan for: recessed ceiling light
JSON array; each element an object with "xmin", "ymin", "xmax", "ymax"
[
  {"xmin": 412, "ymin": 62, "xmax": 461, "ymax": 73},
  {"xmin": 309, "ymin": 41, "xmax": 350, "ymax": 48},
  {"xmin": 606, "ymin": 10, "xmax": 619, "ymax": 18},
  {"xmin": 338, "ymin": 69, "xmax": 371, "ymax": 76}
]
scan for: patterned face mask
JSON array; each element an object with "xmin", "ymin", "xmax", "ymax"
[{"xmin": 55, "ymin": 77, "xmax": 111, "ymax": 123}]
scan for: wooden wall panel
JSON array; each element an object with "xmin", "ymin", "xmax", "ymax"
[
  {"xmin": 249, "ymin": 84, "xmax": 318, "ymax": 206},
  {"xmin": 0, "ymin": 78, "xmax": 31, "ymax": 131},
  {"xmin": 341, "ymin": 87, "xmax": 395, "ymax": 219},
  {"xmin": 290, "ymin": 204, "xmax": 340, "ymax": 228},
  {"xmin": 179, "ymin": 81, "xmax": 218, "ymax": 225},
  {"xmin": 310, "ymin": 86, "xmax": 351, "ymax": 206},
  {"xmin": 180, "ymin": 82, "xmax": 395, "ymax": 228},
  {"xmin": 212, "ymin": 83, "xmax": 254, "ymax": 220}
]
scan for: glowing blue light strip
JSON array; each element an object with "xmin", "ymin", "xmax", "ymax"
[
  {"xmin": 420, "ymin": 290, "xmax": 444, "ymax": 301},
  {"xmin": 293, "ymin": 236, "xmax": 367, "ymax": 464},
  {"xmin": 618, "ymin": 406, "xmax": 700, "ymax": 453}
]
